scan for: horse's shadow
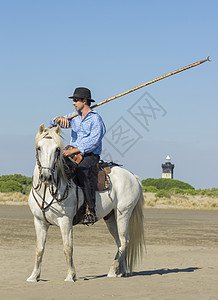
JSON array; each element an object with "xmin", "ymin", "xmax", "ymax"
[
  {"xmin": 36, "ymin": 279, "xmax": 50, "ymax": 282},
  {"xmin": 80, "ymin": 267, "xmax": 200, "ymax": 280},
  {"xmin": 132, "ymin": 267, "xmax": 200, "ymax": 277}
]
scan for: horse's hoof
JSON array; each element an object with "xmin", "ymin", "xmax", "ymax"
[
  {"xmin": 107, "ymin": 272, "xmax": 117, "ymax": 278},
  {"xmin": 107, "ymin": 272, "xmax": 127, "ymax": 278},
  {"xmin": 116, "ymin": 273, "xmax": 123, "ymax": 278},
  {"xmin": 64, "ymin": 275, "xmax": 76, "ymax": 282},
  {"xmin": 26, "ymin": 276, "xmax": 38, "ymax": 282}
]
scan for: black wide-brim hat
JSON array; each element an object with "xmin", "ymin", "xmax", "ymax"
[{"xmin": 68, "ymin": 87, "xmax": 95, "ymax": 102}]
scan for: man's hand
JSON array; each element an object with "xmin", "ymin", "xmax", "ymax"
[
  {"xmin": 62, "ymin": 146, "xmax": 80, "ymax": 157},
  {"xmin": 54, "ymin": 116, "xmax": 70, "ymax": 128}
]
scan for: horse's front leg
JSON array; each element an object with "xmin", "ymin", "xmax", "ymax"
[
  {"xmin": 59, "ymin": 217, "xmax": 76, "ymax": 282},
  {"xmin": 27, "ymin": 217, "xmax": 49, "ymax": 282}
]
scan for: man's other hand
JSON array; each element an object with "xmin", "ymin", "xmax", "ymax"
[{"xmin": 54, "ymin": 116, "xmax": 69, "ymax": 128}]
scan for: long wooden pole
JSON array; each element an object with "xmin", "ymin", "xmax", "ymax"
[{"xmin": 67, "ymin": 56, "xmax": 210, "ymax": 120}]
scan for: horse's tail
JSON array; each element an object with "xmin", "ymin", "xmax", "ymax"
[{"xmin": 127, "ymin": 177, "xmax": 145, "ymax": 273}]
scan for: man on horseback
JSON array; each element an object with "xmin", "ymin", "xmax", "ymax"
[{"xmin": 50, "ymin": 87, "xmax": 106, "ymax": 224}]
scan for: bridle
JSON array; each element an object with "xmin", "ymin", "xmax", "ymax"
[
  {"xmin": 32, "ymin": 135, "xmax": 70, "ymax": 224},
  {"xmin": 35, "ymin": 143, "xmax": 60, "ymax": 181}
]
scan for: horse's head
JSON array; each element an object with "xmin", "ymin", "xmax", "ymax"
[{"xmin": 35, "ymin": 124, "xmax": 63, "ymax": 183}]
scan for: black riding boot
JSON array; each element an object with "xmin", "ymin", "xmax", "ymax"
[
  {"xmin": 82, "ymin": 186, "xmax": 98, "ymax": 225},
  {"xmin": 76, "ymin": 153, "xmax": 99, "ymax": 225}
]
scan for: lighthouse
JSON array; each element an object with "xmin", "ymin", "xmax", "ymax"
[{"xmin": 162, "ymin": 155, "xmax": 174, "ymax": 179}]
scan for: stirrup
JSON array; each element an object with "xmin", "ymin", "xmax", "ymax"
[{"xmin": 82, "ymin": 212, "xmax": 98, "ymax": 226}]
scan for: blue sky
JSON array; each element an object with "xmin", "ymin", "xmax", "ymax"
[{"xmin": 0, "ymin": 0, "xmax": 217, "ymax": 188}]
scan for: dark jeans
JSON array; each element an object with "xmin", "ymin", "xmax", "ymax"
[{"xmin": 76, "ymin": 152, "xmax": 100, "ymax": 210}]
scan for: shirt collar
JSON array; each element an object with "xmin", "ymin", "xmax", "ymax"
[{"xmin": 78, "ymin": 110, "xmax": 96, "ymax": 121}]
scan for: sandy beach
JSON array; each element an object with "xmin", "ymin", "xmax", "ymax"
[{"xmin": 0, "ymin": 205, "xmax": 217, "ymax": 300}]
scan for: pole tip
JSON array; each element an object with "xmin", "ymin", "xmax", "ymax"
[{"xmin": 207, "ymin": 56, "xmax": 211, "ymax": 62}]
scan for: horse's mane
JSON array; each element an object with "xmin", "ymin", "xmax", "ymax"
[
  {"xmin": 35, "ymin": 127, "xmax": 63, "ymax": 149},
  {"xmin": 35, "ymin": 127, "xmax": 68, "ymax": 183}
]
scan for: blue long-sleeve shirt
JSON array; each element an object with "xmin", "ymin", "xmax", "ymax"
[{"xmin": 50, "ymin": 111, "xmax": 106, "ymax": 155}]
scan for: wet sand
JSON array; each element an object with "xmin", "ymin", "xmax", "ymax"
[{"xmin": 0, "ymin": 205, "xmax": 218, "ymax": 300}]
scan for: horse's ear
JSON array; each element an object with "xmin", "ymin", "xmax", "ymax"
[
  {"xmin": 55, "ymin": 125, "xmax": 61, "ymax": 136},
  {"xmin": 39, "ymin": 124, "xmax": 45, "ymax": 134}
]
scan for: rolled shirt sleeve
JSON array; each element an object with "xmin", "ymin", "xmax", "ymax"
[
  {"xmin": 49, "ymin": 116, "xmax": 57, "ymax": 127},
  {"xmin": 49, "ymin": 113, "xmax": 74, "ymax": 128}
]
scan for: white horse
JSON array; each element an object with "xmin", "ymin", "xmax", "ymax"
[{"xmin": 27, "ymin": 124, "xmax": 145, "ymax": 282}]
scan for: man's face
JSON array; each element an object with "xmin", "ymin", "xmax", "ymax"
[{"xmin": 73, "ymin": 98, "xmax": 85, "ymax": 111}]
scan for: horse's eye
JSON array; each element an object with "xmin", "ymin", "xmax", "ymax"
[{"xmin": 37, "ymin": 146, "xmax": 41, "ymax": 151}]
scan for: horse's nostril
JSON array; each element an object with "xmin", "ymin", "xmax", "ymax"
[{"xmin": 40, "ymin": 173, "xmax": 52, "ymax": 182}]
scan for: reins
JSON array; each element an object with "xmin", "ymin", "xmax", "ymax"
[{"xmin": 32, "ymin": 185, "xmax": 55, "ymax": 225}]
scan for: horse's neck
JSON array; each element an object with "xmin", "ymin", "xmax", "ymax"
[
  {"xmin": 32, "ymin": 164, "xmax": 43, "ymax": 198},
  {"xmin": 33, "ymin": 163, "xmax": 40, "ymax": 186},
  {"xmin": 55, "ymin": 166, "xmax": 70, "ymax": 192}
]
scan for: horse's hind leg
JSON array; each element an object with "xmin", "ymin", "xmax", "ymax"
[
  {"xmin": 59, "ymin": 218, "xmax": 76, "ymax": 282},
  {"xmin": 115, "ymin": 211, "xmax": 130, "ymax": 277},
  {"xmin": 104, "ymin": 211, "xmax": 127, "ymax": 277},
  {"xmin": 27, "ymin": 217, "xmax": 49, "ymax": 282},
  {"xmin": 105, "ymin": 211, "xmax": 130, "ymax": 277},
  {"xmin": 104, "ymin": 212, "xmax": 120, "ymax": 277}
]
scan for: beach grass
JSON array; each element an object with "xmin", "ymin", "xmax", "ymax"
[
  {"xmin": 144, "ymin": 192, "xmax": 218, "ymax": 209},
  {"xmin": 0, "ymin": 192, "xmax": 28, "ymax": 205},
  {"xmin": 0, "ymin": 191, "xmax": 218, "ymax": 209}
]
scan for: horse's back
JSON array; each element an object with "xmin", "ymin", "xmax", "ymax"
[
  {"xmin": 95, "ymin": 166, "xmax": 141, "ymax": 218},
  {"xmin": 108, "ymin": 166, "xmax": 142, "ymax": 207}
]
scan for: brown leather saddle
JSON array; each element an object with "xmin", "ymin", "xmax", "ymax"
[
  {"xmin": 96, "ymin": 161, "xmax": 112, "ymax": 191},
  {"xmin": 72, "ymin": 161, "xmax": 114, "ymax": 191}
]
